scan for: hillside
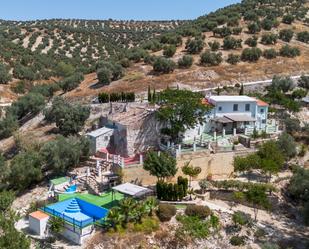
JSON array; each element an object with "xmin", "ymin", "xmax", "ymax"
[{"xmin": 0, "ymin": 0, "xmax": 309, "ymax": 103}]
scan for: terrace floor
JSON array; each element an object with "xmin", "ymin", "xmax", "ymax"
[{"xmin": 58, "ymin": 191, "xmax": 124, "ymax": 209}]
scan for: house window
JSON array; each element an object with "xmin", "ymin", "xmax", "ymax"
[
  {"xmin": 260, "ymin": 108, "xmax": 264, "ymax": 113},
  {"xmin": 262, "ymin": 119, "xmax": 266, "ymax": 124},
  {"xmin": 244, "ymin": 121, "xmax": 249, "ymax": 125},
  {"xmin": 104, "ymin": 136, "xmax": 109, "ymax": 141},
  {"xmin": 245, "ymin": 104, "xmax": 250, "ymax": 111},
  {"xmin": 233, "ymin": 104, "xmax": 238, "ymax": 111},
  {"xmin": 218, "ymin": 106, "xmax": 222, "ymax": 111}
]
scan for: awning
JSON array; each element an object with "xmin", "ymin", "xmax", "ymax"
[
  {"xmin": 224, "ymin": 114, "xmax": 256, "ymax": 122},
  {"xmin": 213, "ymin": 116, "xmax": 233, "ymax": 124},
  {"xmin": 112, "ymin": 183, "xmax": 152, "ymax": 197}
]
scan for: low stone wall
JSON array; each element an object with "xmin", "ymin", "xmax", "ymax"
[{"xmin": 123, "ymin": 150, "xmax": 235, "ymax": 185}]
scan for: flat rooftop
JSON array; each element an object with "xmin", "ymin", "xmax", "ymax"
[
  {"xmin": 87, "ymin": 127, "xmax": 114, "ymax": 138},
  {"xmin": 208, "ymin": 95, "xmax": 256, "ymax": 103}
]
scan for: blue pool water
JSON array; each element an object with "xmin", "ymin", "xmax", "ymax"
[
  {"xmin": 43, "ymin": 198, "xmax": 109, "ymax": 227},
  {"xmin": 65, "ymin": 184, "xmax": 77, "ymax": 193}
]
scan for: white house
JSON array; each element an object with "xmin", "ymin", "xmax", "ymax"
[{"xmin": 184, "ymin": 95, "xmax": 272, "ymax": 141}]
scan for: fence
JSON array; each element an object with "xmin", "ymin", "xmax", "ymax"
[{"xmin": 41, "ymin": 206, "xmax": 95, "ymax": 228}]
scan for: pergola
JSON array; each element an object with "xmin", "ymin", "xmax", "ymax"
[{"xmin": 112, "ymin": 183, "xmax": 153, "ymax": 199}]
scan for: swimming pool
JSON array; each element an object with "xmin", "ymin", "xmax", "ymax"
[
  {"xmin": 65, "ymin": 184, "xmax": 77, "ymax": 193},
  {"xmin": 43, "ymin": 198, "xmax": 109, "ymax": 227}
]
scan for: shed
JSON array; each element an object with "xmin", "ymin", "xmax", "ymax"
[
  {"xmin": 29, "ymin": 211, "xmax": 49, "ymax": 237},
  {"xmin": 87, "ymin": 127, "xmax": 114, "ymax": 153},
  {"xmin": 112, "ymin": 183, "xmax": 153, "ymax": 198}
]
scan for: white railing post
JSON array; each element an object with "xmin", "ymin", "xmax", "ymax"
[
  {"xmin": 178, "ymin": 144, "xmax": 181, "ymax": 155},
  {"xmin": 167, "ymin": 141, "xmax": 171, "ymax": 148},
  {"xmin": 233, "ymin": 128, "xmax": 236, "ymax": 136},
  {"xmin": 213, "ymin": 131, "xmax": 217, "ymax": 141},
  {"xmin": 193, "ymin": 142, "xmax": 196, "ymax": 152},
  {"xmin": 139, "ymin": 154, "xmax": 143, "ymax": 165},
  {"xmin": 222, "ymin": 128, "xmax": 225, "ymax": 137}
]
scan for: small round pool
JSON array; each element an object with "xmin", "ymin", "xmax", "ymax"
[{"xmin": 65, "ymin": 184, "xmax": 77, "ymax": 193}]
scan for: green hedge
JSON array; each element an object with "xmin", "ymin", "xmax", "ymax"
[{"xmin": 156, "ymin": 176, "xmax": 188, "ymax": 201}]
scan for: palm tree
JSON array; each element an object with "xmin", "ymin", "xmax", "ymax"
[
  {"xmin": 119, "ymin": 198, "xmax": 137, "ymax": 225},
  {"xmin": 133, "ymin": 202, "xmax": 148, "ymax": 223},
  {"xmin": 49, "ymin": 216, "xmax": 64, "ymax": 234},
  {"xmin": 106, "ymin": 207, "xmax": 123, "ymax": 230},
  {"xmin": 182, "ymin": 161, "xmax": 202, "ymax": 187},
  {"xmin": 145, "ymin": 196, "xmax": 158, "ymax": 216}
]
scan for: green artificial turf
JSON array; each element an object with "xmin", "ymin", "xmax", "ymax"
[{"xmin": 58, "ymin": 191, "xmax": 124, "ymax": 208}]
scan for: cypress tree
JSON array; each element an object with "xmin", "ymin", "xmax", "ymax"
[
  {"xmin": 153, "ymin": 88, "xmax": 156, "ymax": 103},
  {"xmin": 239, "ymin": 83, "xmax": 244, "ymax": 95},
  {"xmin": 147, "ymin": 85, "xmax": 152, "ymax": 102}
]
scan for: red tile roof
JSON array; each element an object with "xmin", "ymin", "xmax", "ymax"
[
  {"xmin": 201, "ymin": 98, "xmax": 213, "ymax": 106},
  {"xmin": 29, "ymin": 211, "xmax": 49, "ymax": 220},
  {"xmin": 256, "ymin": 99, "xmax": 269, "ymax": 107}
]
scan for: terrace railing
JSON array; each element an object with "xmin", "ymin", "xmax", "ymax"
[{"xmin": 41, "ymin": 206, "xmax": 95, "ymax": 229}]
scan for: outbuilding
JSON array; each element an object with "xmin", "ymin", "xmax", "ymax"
[
  {"xmin": 87, "ymin": 127, "xmax": 114, "ymax": 153},
  {"xmin": 29, "ymin": 210, "xmax": 49, "ymax": 237}
]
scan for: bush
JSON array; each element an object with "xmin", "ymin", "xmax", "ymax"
[
  {"xmin": 245, "ymin": 36, "xmax": 258, "ymax": 47},
  {"xmin": 213, "ymin": 27, "xmax": 232, "ymax": 37},
  {"xmin": 200, "ymin": 51, "xmax": 222, "ymax": 66},
  {"xmin": 263, "ymin": 49, "xmax": 278, "ymax": 59},
  {"xmin": 96, "ymin": 61, "xmax": 124, "ymax": 85},
  {"xmin": 9, "ymin": 92, "xmax": 45, "ymax": 120},
  {"xmin": 241, "ymin": 47, "xmax": 262, "ymax": 62},
  {"xmin": 232, "ymin": 27, "xmax": 242, "ymax": 35},
  {"xmin": 55, "ymin": 62, "xmax": 75, "ymax": 77},
  {"xmin": 298, "ymin": 75, "xmax": 309, "ymax": 90},
  {"xmin": 11, "ymin": 81, "xmax": 26, "ymax": 94},
  {"xmin": 279, "ymin": 45, "xmax": 300, "ymax": 57},
  {"xmin": 0, "ymin": 63, "xmax": 11, "ymax": 84},
  {"xmin": 222, "ymin": 36, "xmax": 242, "ymax": 50},
  {"xmin": 279, "ymin": 29, "xmax": 294, "ymax": 42},
  {"xmin": 97, "ymin": 67, "xmax": 112, "ymax": 85},
  {"xmin": 178, "ymin": 55, "xmax": 193, "ymax": 69},
  {"xmin": 247, "ymin": 22, "xmax": 261, "ymax": 34},
  {"xmin": 184, "ymin": 205, "xmax": 211, "ymax": 219},
  {"xmin": 261, "ymin": 33, "xmax": 278, "ymax": 45},
  {"xmin": 261, "ymin": 18, "xmax": 276, "ymax": 30},
  {"xmin": 157, "ymin": 204, "xmax": 176, "ymax": 222},
  {"xmin": 227, "ymin": 54, "xmax": 240, "ymax": 65},
  {"xmin": 282, "ymin": 14, "xmax": 294, "ymax": 24},
  {"xmin": 153, "ymin": 57, "xmax": 176, "ymax": 74},
  {"xmin": 163, "ymin": 45, "xmax": 176, "ymax": 58},
  {"xmin": 230, "ymin": 235, "xmax": 246, "ymax": 246},
  {"xmin": 0, "ymin": 114, "xmax": 18, "ymax": 139},
  {"xmin": 60, "ymin": 72, "xmax": 84, "ymax": 92},
  {"xmin": 208, "ymin": 41, "xmax": 220, "ymax": 51},
  {"xmin": 44, "ymin": 97, "xmax": 90, "ymax": 136},
  {"xmin": 232, "ymin": 211, "xmax": 252, "ymax": 226},
  {"xmin": 186, "ymin": 39, "xmax": 204, "ymax": 54},
  {"xmin": 176, "ymin": 215, "xmax": 210, "ymax": 239},
  {"xmin": 13, "ymin": 64, "xmax": 36, "ymax": 81},
  {"xmin": 297, "ymin": 31, "xmax": 309, "ymax": 44}
]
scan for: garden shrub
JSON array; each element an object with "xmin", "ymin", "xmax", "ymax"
[
  {"xmin": 185, "ymin": 205, "xmax": 211, "ymax": 219},
  {"xmin": 230, "ymin": 235, "xmax": 246, "ymax": 246},
  {"xmin": 157, "ymin": 204, "xmax": 176, "ymax": 222},
  {"xmin": 232, "ymin": 211, "xmax": 252, "ymax": 226}
]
